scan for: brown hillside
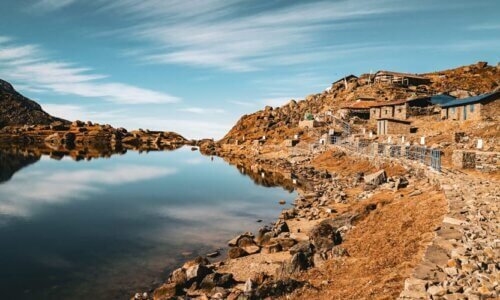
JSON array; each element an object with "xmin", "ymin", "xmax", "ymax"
[{"xmin": 0, "ymin": 79, "xmax": 68, "ymax": 127}]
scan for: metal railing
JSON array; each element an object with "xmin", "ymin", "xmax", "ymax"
[{"xmin": 331, "ymin": 136, "xmax": 441, "ymax": 172}]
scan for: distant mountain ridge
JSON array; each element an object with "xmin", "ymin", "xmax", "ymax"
[{"xmin": 0, "ymin": 79, "xmax": 68, "ymax": 127}]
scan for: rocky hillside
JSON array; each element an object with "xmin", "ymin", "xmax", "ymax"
[
  {"xmin": 221, "ymin": 62, "xmax": 499, "ymax": 145},
  {"xmin": 0, "ymin": 79, "xmax": 68, "ymax": 127}
]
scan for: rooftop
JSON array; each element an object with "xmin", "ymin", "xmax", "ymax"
[
  {"xmin": 375, "ymin": 70, "xmax": 429, "ymax": 80},
  {"xmin": 441, "ymin": 91, "xmax": 499, "ymax": 108}
]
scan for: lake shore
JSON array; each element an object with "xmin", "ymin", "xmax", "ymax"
[{"xmin": 141, "ymin": 138, "xmax": 456, "ymax": 299}]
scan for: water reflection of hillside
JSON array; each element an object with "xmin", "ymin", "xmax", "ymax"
[
  {"xmin": 224, "ymin": 160, "xmax": 297, "ymax": 192},
  {"xmin": 0, "ymin": 146, "xmax": 297, "ymax": 193},
  {"xmin": 0, "ymin": 149, "xmax": 40, "ymax": 183}
]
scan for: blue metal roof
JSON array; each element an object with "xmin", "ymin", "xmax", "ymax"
[
  {"xmin": 429, "ymin": 94, "xmax": 456, "ymax": 105},
  {"xmin": 441, "ymin": 92, "xmax": 499, "ymax": 108}
]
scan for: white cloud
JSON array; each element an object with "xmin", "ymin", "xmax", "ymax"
[
  {"xmin": 31, "ymin": 0, "xmax": 76, "ymax": 12},
  {"xmin": 91, "ymin": 0, "xmax": 433, "ymax": 72},
  {"xmin": 260, "ymin": 97, "xmax": 296, "ymax": 108},
  {"xmin": 228, "ymin": 100, "xmax": 255, "ymax": 107},
  {"xmin": 0, "ymin": 165, "xmax": 176, "ymax": 218},
  {"xmin": 467, "ymin": 23, "xmax": 500, "ymax": 31},
  {"xmin": 177, "ymin": 107, "xmax": 225, "ymax": 114},
  {"xmin": 0, "ymin": 36, "xmax": 12, "ymax": 44},
  {"xmin": 0, "ymin": 39, "xmax": 180, "ymax": 104}
]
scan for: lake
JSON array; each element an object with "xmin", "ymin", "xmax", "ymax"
[{"xmin": 0, "ymin": 147, "xmax": 296, "ymax": 299}]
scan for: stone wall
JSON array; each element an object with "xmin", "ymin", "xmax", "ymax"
[
  {"xmin": 452, "ymin": 150, "xmax": 499, "ymax": 172},
  {"xmin": 381, "ymin": 106, "xmax": 395, "ymax": 118},
  {"xmin": 387, "ymin": 120, "xmax": 411, "ymax": 135},
  {"xmin": 394, "ymin": 103, "xmax": 408, "ymax": 119},
  {"xmin": 298, "ymin": 120, "xmax": 318, "ymax": 128},
  {"xmin": 475, "ymin": 151, "xmax": 499, "ymax": 172},
  {"xmin": 481, "ymin": 99, "xmax": 500, "ymax": 120}
]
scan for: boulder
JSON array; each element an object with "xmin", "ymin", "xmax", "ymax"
[
  {"xmin": 170, "ymin": 268, "xmax": 187, "ymax": 286},
  {"xmin": 363, "ymin": 170, "xmax": 387, "ymax": 186},
  {"xmin": 153, "ymin": 282, "xmax": 182, "ymax": 300},
  {"xmin": 289, "ymin": 241, "xmax": 314, "ymax": 257},
  {"xmin": 274, "ymin": 220, "xmax": 289, "ymax": 234},
  {"xmin": 228, "ymin": 247, "xmax": 248, "ymax": 259},
  {"xmin": 271, "ymin": 237, "xmax": 297, "ymax": 251},
  {"xmin": 237, "ymin": 236, "xmax": 260, "ymax": 254},
  {"xmin": 228, "ymin": 232, "xmax": 254, "ymax": 247},
  {"xmin": 278, "ymin": 252, "xmax": 311, "ymax": 276},
  {"xmin": 254, "ymin": 279, "xmax": 304, "ymax": 298},
  {"xmin": 309, "ymin": 219, "xmax": 342, "ymax": 251},
  {"xmin": 199, "ymin": 272, "xmax": 235, "ymax": 291},
  {"xmin": 261, "ymin": 243, "xmax": 282, "ymax": 254},
  {"xmin": 185, "ymin": 263, "xmax": 212, "ymax": 283}
]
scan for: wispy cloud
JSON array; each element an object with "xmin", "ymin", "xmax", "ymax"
[
  {"xmin": 0, "ymin": 165, "xmax": 176, "ymax": 218},
  {"xmin": 86, "ymin": 0, "xmax": 437, "ymax": 72},
  {"xmin": 30, "ymin": 0, "xmax": 76, "ymax": 12},
  {"xmin": 228, "ymin": 100, "xmax": 255, "ymax": 107},
  {"xmin": 177, "ymin": 107, "xmax": 225, "ymax": 114},
  {"xmin": 0, "ymin": 39, "xmax": 180, "ymax": 104},
  {"xmin": 467, "ymin": 23, "xmax": 500, "ymax": 31}
]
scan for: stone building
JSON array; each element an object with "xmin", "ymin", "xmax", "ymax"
[
  {"xmin": 373, "ymin": 71, "xmax": 431, "ymax": 86},
  {"xmin": 376, "ymin": 118, "xmax": 411, "ymax": 135},
  {"xmin": 370, "ymin": 95, "xmax": 455, "ymax": 121},
  {"xmin": 440, "ymin": 91, "xmax": 499, "ymax": 121},
  {"xmin": 340, "ymin": 99, "xmax": 379, "ymax": 120}
]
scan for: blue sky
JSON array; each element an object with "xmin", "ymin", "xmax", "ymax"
[{"xmin": 1, "ymin": 0, "xmax": 499, "ymax": 139}]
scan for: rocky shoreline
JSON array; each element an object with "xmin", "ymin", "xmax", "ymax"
[
  {"xmin": 0, "ymin": 120, "xmax": 197, "ymax": 155},
  {"xmin": 127, "ymin": 137, "xmax": 486, "ymax": 300}
]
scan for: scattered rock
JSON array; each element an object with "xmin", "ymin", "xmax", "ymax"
[
  {"xmin": 228, "ymin": 247, "xmax": 248, "ymax": 259},
  {"xmin": 309, "ymin": 219, "xmax": 342, "ymax": 251},
  {"xmin": 364, "ymin": 170, "xmax": 387, "ymax": 186}
]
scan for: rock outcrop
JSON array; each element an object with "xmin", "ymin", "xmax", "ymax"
[{"xmin": 0, "ymin": 79, "xmax": 68, "ymax": 127}]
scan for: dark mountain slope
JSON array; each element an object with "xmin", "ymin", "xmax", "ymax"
[{"xmin": 0, "ymin": 79, "xmax": 68, "ymax": 127}]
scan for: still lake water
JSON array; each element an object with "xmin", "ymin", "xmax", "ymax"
[{"xmin": 0, "ymin": 147, "xmax": 296, "ymax": 299}]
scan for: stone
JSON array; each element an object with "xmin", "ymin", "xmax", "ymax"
[
  {"xmin": 363, "ymin": 170, "xmax": 387, "ymax": 186},
  {"xmin": 427, "ymin": 285, "xmax": 446, "ymax": 296},
  {"xmin": 170, "ymin": 268, "xmax": 187, "ymax": 286},
  {"xmin": 207, "ymin": 250, "xmax": 220, "ymax": 258},
  {"xmin": 261, "ymin": 243, "xmax": 282, "ymax": 254},
  {"xmin": 244, "ymin": 278, "xmax": 255, "ymax": 293},
  {"xmin": 199, "ymin": 272, "xmax": 235, "ymax": 290},
  {"xmin": 254, "ymin": 279, "xmax": 304, "ymax": 298},
  {"xmin": 309, "ymin": 219, "xmax": 342, "ymax": 251},
  {"xmin": 185, "ymin": 264, "xmax": 212, "ymax": 283},
  {"xmin": 237, "ymin": 236, "xmax": 260, "ymax": 254},
  {"xmin": 271, "ymin": 237, "xmax": 296, "ymax": 251},
  {"xmin": 274, "ymin": 220, "xmax": 290, "ymax": 234},
  {"xmin": 404, "ymin": 277, "xmax": 427, "ymax": 293},
  {"xmin": 228, "ymin": 247, "xmax": 248, "ymax": 259},
  {"xmin": 409, "ymin": 190, "xmax": 423, "ymax": 197},
  {"xmin": 228, "ymin": 232, "xmax": 254, "ymax": 247},
  {"xmin": 289, "ymin": 241, "xmax": 314, "ymax": 257},
  {"xmin": 279, "ymin": 252, "xmax": 311, "ymax": 275},
  {"xmin": 153, "ymin": 282, "xmax": 182, "ymax": 299}
]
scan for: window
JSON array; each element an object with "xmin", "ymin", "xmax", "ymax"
[
  {"xmin": 470, "ymin": 104, "xmax": 474, "ymax": 112},
  {"xmin": 451, "ymin": 107, "xmax": 456, "ymax": 114}
]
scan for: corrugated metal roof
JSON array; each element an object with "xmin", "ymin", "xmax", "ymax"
[
  {"xmin": 375, "ymin": 71, "xmax": 429, "ymax": 80},
  {"xmin": 441, "ymin": 92, "xmax": 499, "ymax": 108},
  {"xmin": 429, "ymin": 94, "xmax": 456, "ymax": 105}
]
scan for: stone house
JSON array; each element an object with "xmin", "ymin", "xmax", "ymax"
[
  {"xmin": 440, "ymin": 92, "xmax": 499, "ymax": 121},
  {"xmin": 374, "ymin": 71, "xmax": 431, "ymax": 86},
  {"xmin": 340, "ymin": 100, "xmax": 379, "ymax": 120},
  {"xmin": 376, "ymin": 118, "xmax": 411, "ymax": 135},
  {"xmin": 370, "ymin": 95, "xmax": 455, "ymax": 121}
]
